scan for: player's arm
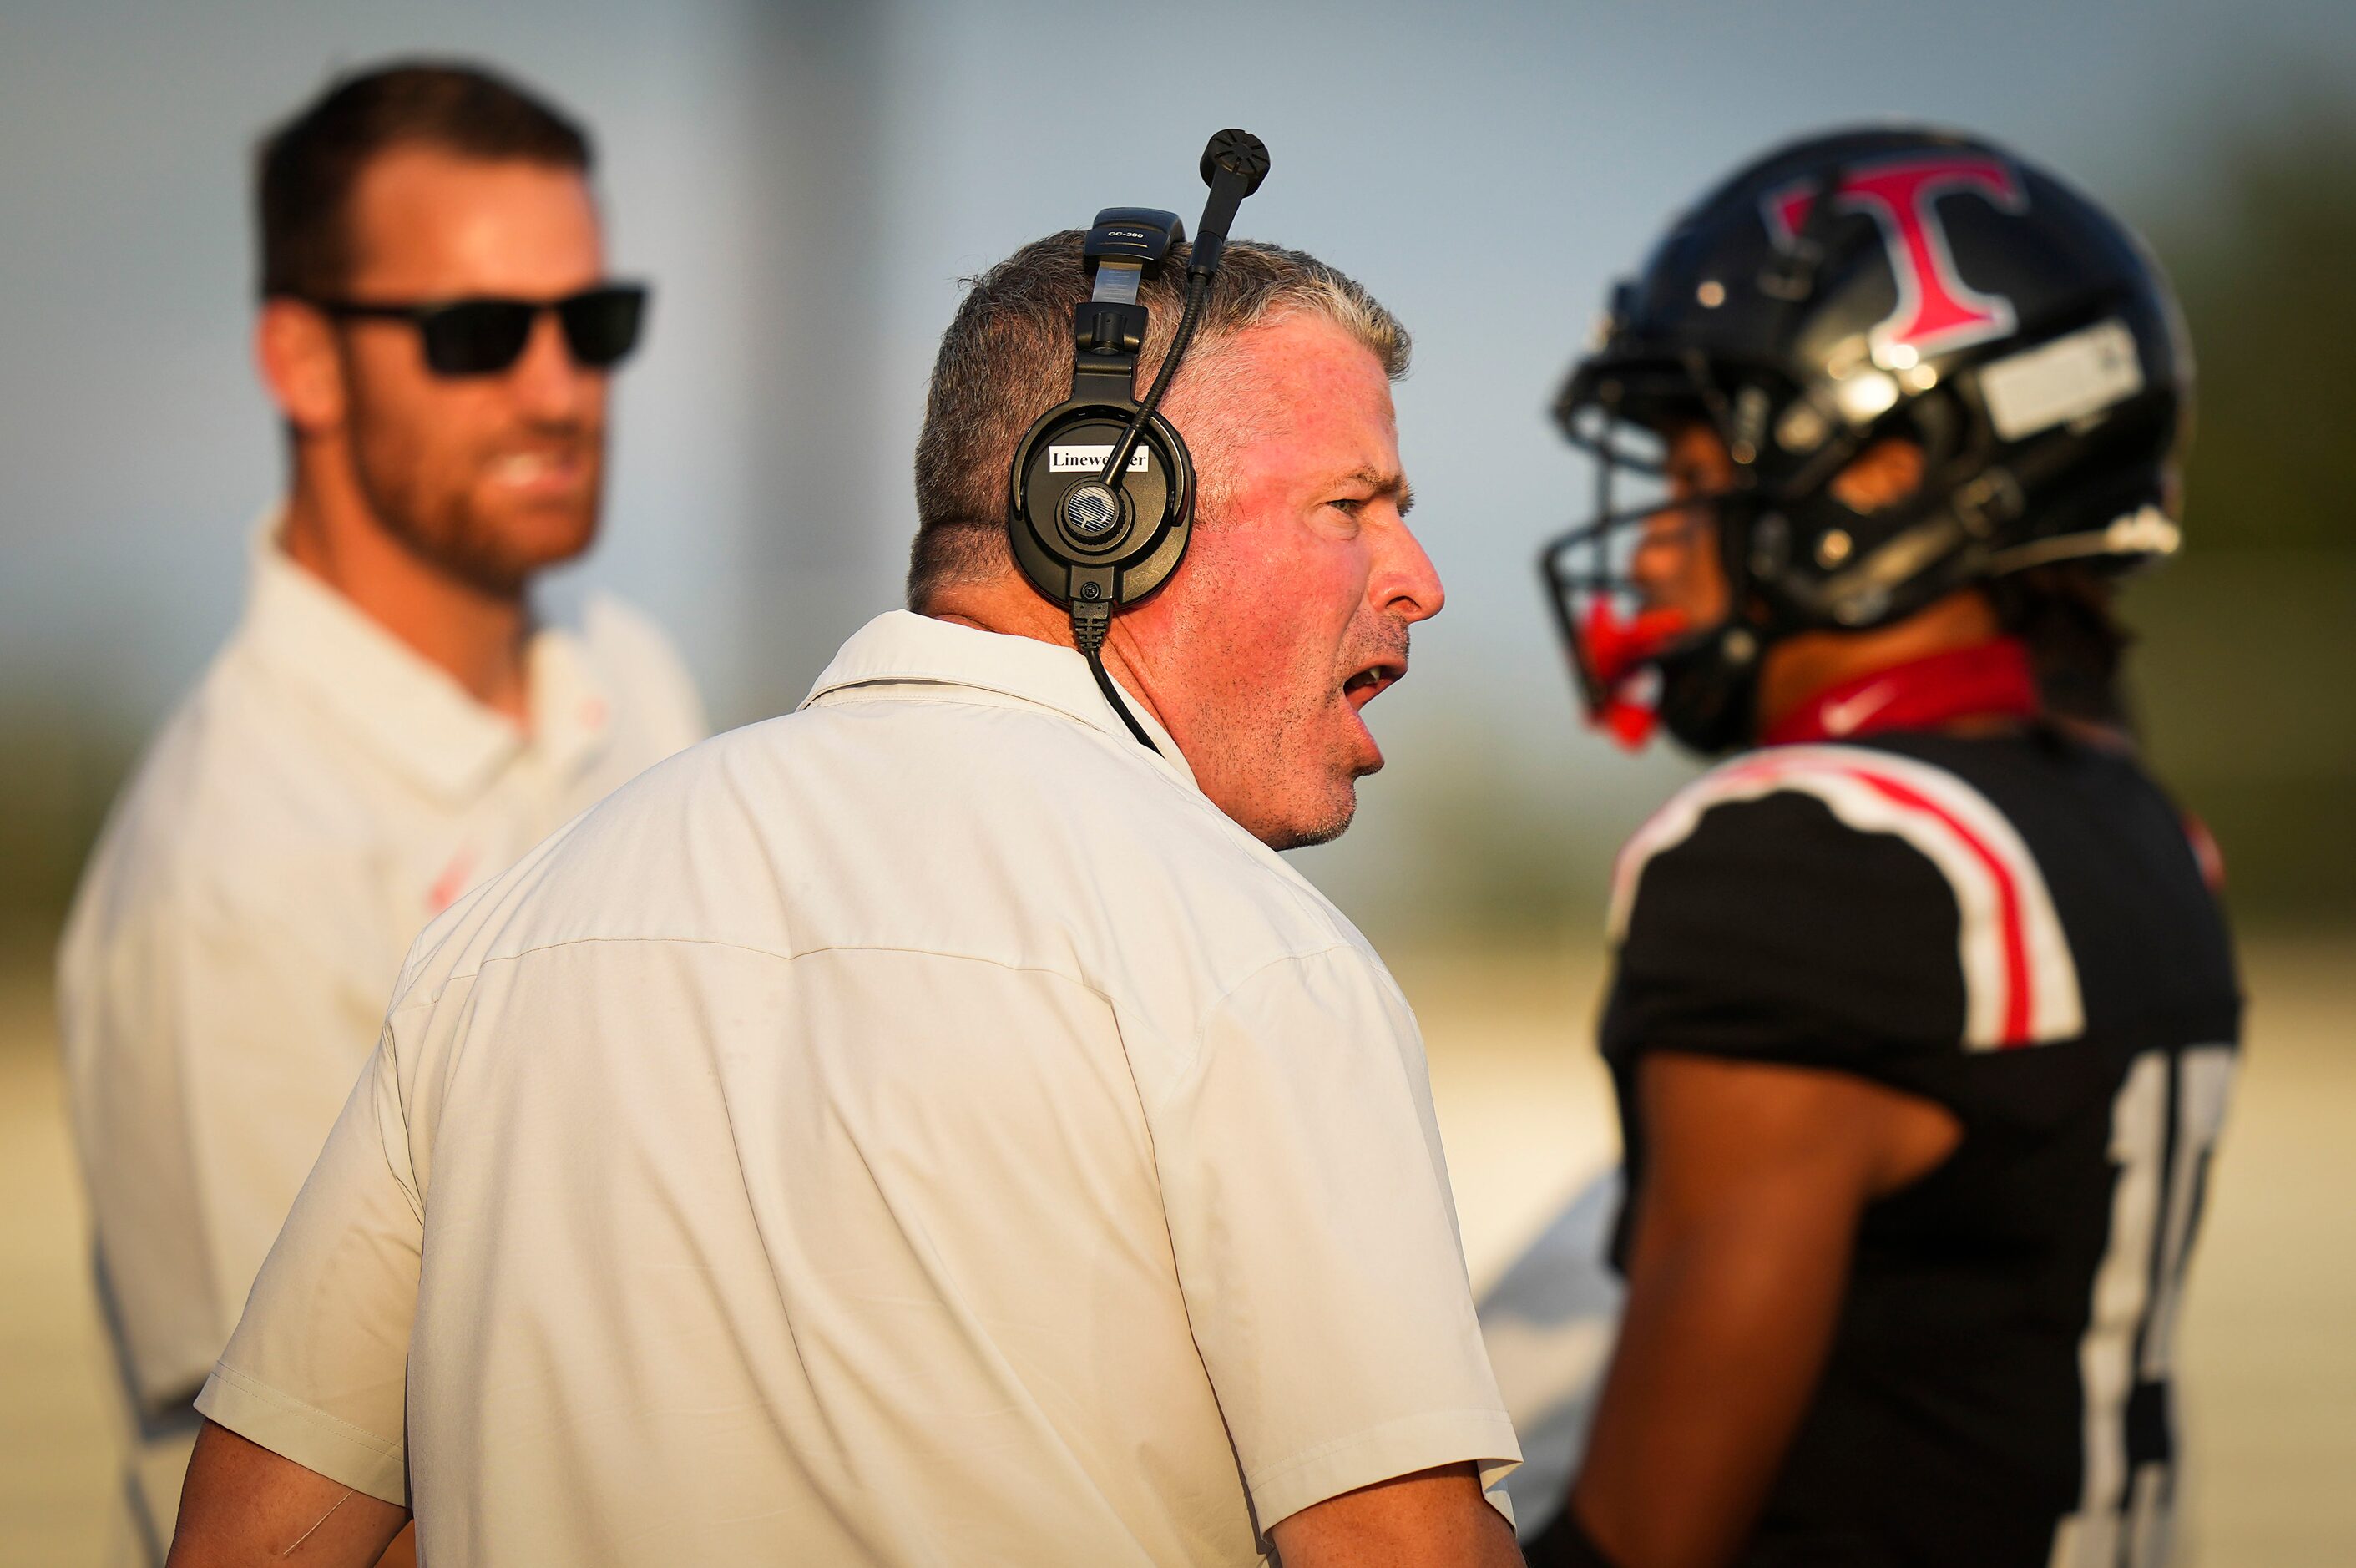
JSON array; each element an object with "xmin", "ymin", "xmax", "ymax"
[
  {"xmin": 1560, "ymin": 1051, "xmax": 1959, "ymax": 1568},
  {"xmin": 1272, "ymin": 1463, "xmax": 1524, "ymax": 1567},
  {"xmin": 167, "ymin": 1421, "xmax": 409, "ymax": 1567}
]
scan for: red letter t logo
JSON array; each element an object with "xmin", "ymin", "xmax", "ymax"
[{"xmin": 1765, "ymin": 154, "xmax": 2030, "ymax": 365}]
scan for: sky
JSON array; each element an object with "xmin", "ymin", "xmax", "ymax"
[{"xmin": 6, "ymin": 0, "xmax": 2353, "ymax": 919}]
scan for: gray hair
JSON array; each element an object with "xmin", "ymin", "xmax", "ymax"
[{"xmin": 907, "ymin": 232, "xmax": 1410, "ymax": 609}]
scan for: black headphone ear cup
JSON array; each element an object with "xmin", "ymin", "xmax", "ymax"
[
  {"xmin": 1006, "ymin": 402, "xmax": 1194, "ymax": 607},
  {"xmin": 1006, "ymin": 411, "xmax": 1078, "ymax": 606},
  {"xmin": 1106, "ymin": 416, "xmax": 1193, "ymax": 601}
]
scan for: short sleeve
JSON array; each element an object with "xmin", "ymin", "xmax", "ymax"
[
  {"xmin": 194, "ymin": 1037, "xmax": 424, "ymax": 1505},
  {"xmin": 1146, "ymin": 947, "xmax": 1520, "ymax": 1537},
  {"xmin": 1603, "ymin": 791, "xmax": 1969, "ymax": 1087}
]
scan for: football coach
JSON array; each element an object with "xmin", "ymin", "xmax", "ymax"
[{"xmin": 167, "ymin": 182, "xmax": 1525, "ymax": 1563}]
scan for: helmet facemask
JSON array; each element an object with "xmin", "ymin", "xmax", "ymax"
[{"xmin": 1540, "ymin": 358, "xmax": 1797, "ymax": 756}]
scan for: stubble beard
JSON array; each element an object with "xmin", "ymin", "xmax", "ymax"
[
  {"xmin": 1229, "ymin": 620, "xmax": 1409, "ymax": 852},
  {"xmin": 350, "ymin": 421, "xmax": 604, "ymax": 599},
  {"xmin": 1264, "ymin": 785, "xmax": 1360, "ymax": 851}
]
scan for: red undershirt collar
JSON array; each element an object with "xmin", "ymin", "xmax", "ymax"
[{"xmin": 1763, "ymin": 638, "xmax": 2041, "ymax": 746}]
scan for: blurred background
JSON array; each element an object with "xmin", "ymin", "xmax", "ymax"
[{"xmin": 3, "ymin": 0, "xmax": 2350, "ymax": 1560}]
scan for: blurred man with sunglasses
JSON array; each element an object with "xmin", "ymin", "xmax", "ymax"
[{"xmin": 57, "ymin": 61, "xmax": 704, "ymax": 1563}]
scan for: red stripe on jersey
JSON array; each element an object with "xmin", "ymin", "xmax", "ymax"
[
  {"xmin": 2182, "ymin": 812, "xmax": 2227, "ymax": 894},
  {"xmin": 1850, "ymin": 771, "xmax": 2035, "ymax": 1047},
  {"xmin": 1712, "ymin": 755, "xmax": 2040, "ymax": 1048}
]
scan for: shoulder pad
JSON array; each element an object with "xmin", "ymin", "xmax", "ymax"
[{"xmin": 1610, "ymin": 744, "xmax": 2083, "ymax": 1049}]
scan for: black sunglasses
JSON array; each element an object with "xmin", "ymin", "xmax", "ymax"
[{"xmin": 306, "ymin": 283, "xmax": 650, "ymax": 377}]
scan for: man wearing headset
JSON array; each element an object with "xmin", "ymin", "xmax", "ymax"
[
  {"xmin": 1523, "ymin": 129, "xmax": 2238, "ymax": 1568},
  {"xmin": 57, "ymin": 63, "xmax": 703, "ymax": 1563},
  {"xmin": 165, "ymin": 181, "xmax": 1524, "ymax": 1564}
]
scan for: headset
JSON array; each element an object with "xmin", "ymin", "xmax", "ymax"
[{"xmin": 1006, "ymin": 129, "xmax": 1271, "ymax": 753}]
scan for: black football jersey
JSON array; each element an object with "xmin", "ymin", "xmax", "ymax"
[{"xmin": 1599, "ymin": 727, "xmax": 2241, "ymax": 1568}]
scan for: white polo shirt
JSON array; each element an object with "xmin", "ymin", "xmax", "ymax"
[
  {"xmin": 58, "ymin": 535, "xmax": 707, "ymax": 1419},
  {"xmin": 198, "ymin": 609, "xmax": 1519, "ymax": 1565}
]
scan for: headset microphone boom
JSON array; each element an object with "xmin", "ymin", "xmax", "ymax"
[{"xmin": 1005, "ymin": 129, "xmax": 1272, "ymax": 754}]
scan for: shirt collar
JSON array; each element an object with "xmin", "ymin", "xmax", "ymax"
[
  {"xmin": 801, "ymin": 610, "xmax": 1199, "ymax": 793},
  {"xmin": 239, "ymin": 518, "xmax": 616, "ymax": 802}
]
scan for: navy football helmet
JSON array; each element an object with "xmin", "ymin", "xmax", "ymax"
[{"xmin": 1542, "ymin": 125, "xmax": 2193, "ymax": 753}]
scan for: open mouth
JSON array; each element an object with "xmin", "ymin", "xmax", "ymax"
[{"xmin": 1342, "ymin": 660, "xmax": 1405, "ymax": 711}]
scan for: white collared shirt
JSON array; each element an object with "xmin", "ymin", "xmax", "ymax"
[
  {"xmin": 197, "ymin": 610, "xmax": 1518, "ymax": 1566},
  {"xmin": 58, "ymin": 539, "xmax": 706, "ymax": 1413}
]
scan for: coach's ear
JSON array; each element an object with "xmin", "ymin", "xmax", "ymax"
[{"xmin": 256, "ymin": 299, "xmax": 346, "ymax": 437}]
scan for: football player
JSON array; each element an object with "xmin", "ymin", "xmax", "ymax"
[{"xmin": 1524, "ymin": 127, "xmax": 2240, "ymax": 1568}]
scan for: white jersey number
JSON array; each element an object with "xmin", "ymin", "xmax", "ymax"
[{"xmin": 2049, "ymin": 1044, "xmax": 2235, "ymax": 1568}]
